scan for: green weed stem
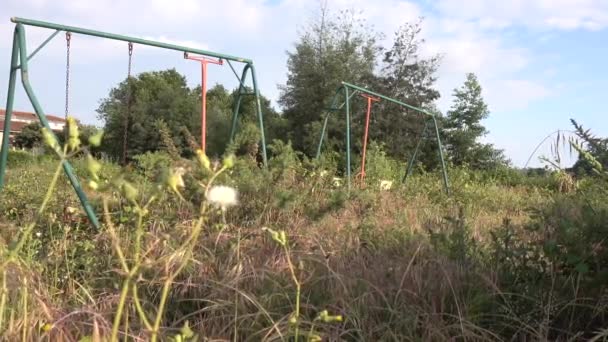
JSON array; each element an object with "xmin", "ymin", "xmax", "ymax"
[
  {"xmin": 150, "ymin": 211, "xmax": 207, "ymax": 342},
  {"xmin": 233, "ymin": 226, "xmax": 241, "ymax": 342},
  {"xmin": 132, "ymin": 284, "xmax": 152, "ymax": 330},
  {"xmin": 111, "ymin": 277, "xmax": 131, "ymax": 342},
  {"xmin": 284, "ymin": 243, "xmax": 301, "ymax": 342},
  {"xmin": 20, "ymin": 279, "xmax": 27, "ymax": 342}
]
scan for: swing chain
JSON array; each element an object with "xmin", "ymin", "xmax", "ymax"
[
  {"xmin": 64, "ymin": 32, "xmax": 71, "ymax": 123},
  {"xmin": 122, "ymin": 42, "xmax": 134, "ymax": 164},
  {"xmin": 128, "ymin": 42, "xmax": 133, "ymax": 76}
]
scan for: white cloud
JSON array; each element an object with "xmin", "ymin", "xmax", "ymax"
[
  {"xmin": 434, "ymin": 0, "xmax": 608, "ymax": 31},
  {"xmin": 0, "ymin": 0, "xmax": 594, "ymax": 120},
  {"xmin": 486, "ymin": 79, "xmax": 553, "ymax": 111}
]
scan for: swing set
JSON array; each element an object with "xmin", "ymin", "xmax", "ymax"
[
  {"xmin": 0, "ymin": 17, "xmax": 270, "ymax": 228},
  {"xmin": 316, "ymin": 81, "xmax": 450, "ymax": 193}
]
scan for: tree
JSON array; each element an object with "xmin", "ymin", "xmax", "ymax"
[
  {"xmin": 13, "ymin": 122, "xmax": 42, "ymax": 149},
  {"xmin": 570, "ymin": 119, "xmax": 608, "ymax": 176},
  {"xmin": 444, "ymin": 73, "xmax": 507, "ymax": 169},
  {"xmin": 97, "ymin": 69, "xmax": 199, "ymax": 161},
  {"xmin": 97, "ymin": 70, "xmax": 281, "ymax": 161},
  {"xmin": 203, "ymin": 84, "xmax": 286, "ymax": 159},
  {"xmin": 279, "ymin": 5, "xmax": 381, "ymax": 156},
  {"xmin": 371, "ymin": 19, "xmax": 443, "ymax": 168}
]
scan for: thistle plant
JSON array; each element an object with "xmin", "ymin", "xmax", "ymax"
[
  {"xmin": 261, "ymin": 227, "xmax": 344, "ymax": 341},
  {"xmin": 84, "ymin": 135, "xmax": 237, "ymax": 341},
  {"xmin": 0, "ymin": 117, "xmax": 94, "ymax": 338},
  {"xmin": 262, "ymin": 227, "xmax": 301, "ymax": 340},
  {"xmin": 307, "ymin": 310, "xmax": 343, "ymax": 342}
]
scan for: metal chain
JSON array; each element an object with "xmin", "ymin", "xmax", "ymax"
[
  {"xmin": 122, "ymin": 42, "xmax": 133, "ymax": 164},
  {"xmin": 65, "ymin": 32, "xmax": 71, "ymax": 126},
  {"xmin": 128, "ymin": 42, "xmax": 133, "ymax": 77}
]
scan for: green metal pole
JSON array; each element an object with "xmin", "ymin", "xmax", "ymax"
[
  {"xmin": 316, "ymin": 88, "xmax": 343, "ymax": 159},
  {"xmin": 316, "ymin": 113, "xmax": 330, "ymax": 159},
  {"xmin": 403, "ymin": 120, "xmax": 428, "ymax": 183},
  {"xmin": 334, "ymin": 89, "xmax": 359, "ymax": 111},
  {"xmin": 229, "ymin": 65, "xmax": 250, "ymax": 143},
  {"xmin": 11, "ymin": 17, "xmax": 251, "ymax": 64},
  {"xmin": 344, "ymin": 86, "xmax": 351, "ymax": 190},
  {"xmin": 248, "ymin": 63, "xmax": 268, "ymax": 166},
  {"xmin": 341, "ymin": 82, "xmax": 435, "ymax": 117},
  {"xmin": 26, "ymin": 30, "xmax": 60, "ymax": 62},
  {"xmin": 16, "ymin": 24, "xmax": 100, "ymax": 228},
  {"xmin": 432, "ymin": 116, "xmax": 450, "ymax": 194},
  {"xmin": 225, "ymin": 60, "xmax": 246, "ymax": 89},
  {"xmin": 0, "ymin": 26, "xmax": 20, "ymax": 189}
]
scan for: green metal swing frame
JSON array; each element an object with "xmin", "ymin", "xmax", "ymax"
[
  {"xmin": 316, "ymin": 82, "xmax": 450, "ymax": 193},
  {"xmin": 0, "ymin": 17, "xmax": 269, "ymax": 229}
]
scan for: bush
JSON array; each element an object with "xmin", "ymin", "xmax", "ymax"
[
  {"xmin": 13, "ymin": 122, "xmax": 42, "ymax": 149},
  {"xmin": 132, "ymin": 151, "xmax": 173, "ymax": 179}
]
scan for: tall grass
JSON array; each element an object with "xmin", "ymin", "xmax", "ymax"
[{"xmin": 0, "ymin": 126, "xmax": 607, "ymax": 341}]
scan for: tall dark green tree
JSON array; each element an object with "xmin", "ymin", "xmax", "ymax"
[
  {"xmin": 371, "ymin": 19, "xmax": 443, "ymax": 168},
  {"xmin": 444, "ymin": 73, "xmax": 507, "ymax": 169},
  {"xmin": 279, "ymin": 5, "xmax": 381, "ymax": 156}
]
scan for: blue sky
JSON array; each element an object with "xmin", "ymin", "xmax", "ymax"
[{"xmin": 1, "ymin": 0, "xmax": 607, "ymax": 167}]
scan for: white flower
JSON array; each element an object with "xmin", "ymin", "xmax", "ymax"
[
  {"xmin": 206, "ymin": 185, "xmax": 238, "ymax": 210},
  {"xmin": 332, "ymin": 177, "xmax": 342, "ymax": 187},
  {"xmin": 379, "ymin": 180, "xmax": 393, "ymax": 191},
  {"xmin": 35, "ymin": 232, "xmax": 42, "ymax": 238}
]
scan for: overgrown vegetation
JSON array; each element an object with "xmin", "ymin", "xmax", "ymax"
[
  {"xmin": 1, "ymin": 116, "xmax": 607, "ymax": 340},
  {"xmin": 2, "ymin": 4, "xmax": 607, "ymax": 342}
]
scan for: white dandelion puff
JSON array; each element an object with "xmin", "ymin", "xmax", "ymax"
[{"xmin": 206, "ymin": 185, "xmax": 238, "ymax": 211}]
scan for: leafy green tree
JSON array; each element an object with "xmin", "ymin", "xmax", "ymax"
[
  {"xmin": 444, "ymin": 73, "xmax": 507, "ymax": 169},
  {"xmin": 280, "ymin": 8, "xmax": 444, "ymax": 172},
  {"xmin": 368, "ymin": 19, "xmax": 443, "ymax": 169},
  {"xmin": 204, "ymin": 84, "xmax": 286, "ymax": 160},
  {"xmin": 97, "ymin": 70, "xmax": 281, "ymax": 162},
  {"xmin": 13, "ymin": 122, "xmax": 42, "ymax": 149},
  {"xmin": 279, "ymin": 5, "xmax": 381, "ymax": 156},
  {"xmin": 97, "ymin": 69, "xmax": 199, "ymax": 161}
]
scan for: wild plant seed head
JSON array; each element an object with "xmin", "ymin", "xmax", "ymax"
[
  {"xmin": 206, "ymin": 185, "xmax": 238, "ymax": 211},
  {"xmin": 67, "ymin": 116, "xmax": 79, "ymax": 138},
  {"xmin": 167, "ymin": 167, "xmax": 186, "ymax": 198},
  {"xmin": 88, "ymin": 180, "xmax": 99, "ymax": 190},
  {"xmin": 88, "ymin": 130, "xmax": 104, "ymax": 147},
  {"xmin": 41, "ymin": 128, "xmax": 60, "ymax": 152},
  {"xmin": 196, "ymin": 149, "xmax": 211, "ymax": 170},
  {"xmin": 173, "ymin": 168, "xmax": 186, "ymax": 187},
  {"xmin": 87, "ymin": 155, "xmax": 102, "ymax": 181},
  {"xmin": 121, "ymin": 182, "xmax": 139, "ymax": 203},
  {"xmin": 222, "ymin": 154, "xmax": 235, "ymax": 169},
  {"xmin": 67, "ymin": 116, "xmax": 81, "ymax": 151}
]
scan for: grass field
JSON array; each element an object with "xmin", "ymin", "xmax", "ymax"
[{"xmin": 0, "ymin": 141, "xmax": 607, "ymax": 341}]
